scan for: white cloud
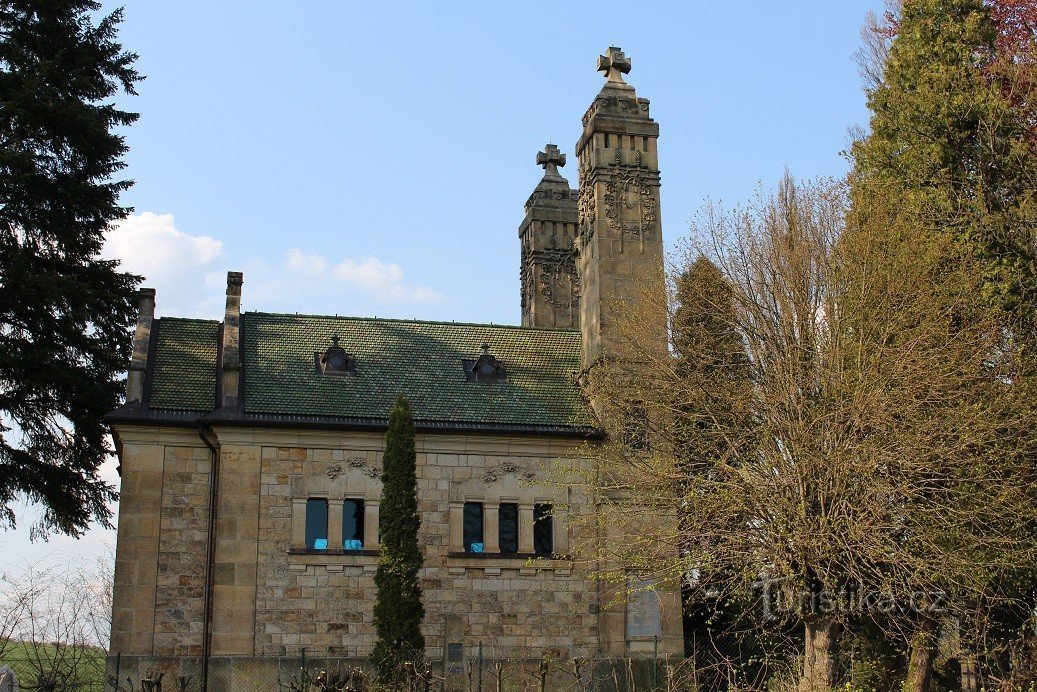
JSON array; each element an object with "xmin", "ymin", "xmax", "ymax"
[
  {"xmin": 102, "ymin": 212, "xmax": 225, "ymax": 318},
  {"xmin": 100, "ymin": 213, "xmax": 442, "ymax": 319},
  {"xmin": 287, "ymin": 251, "xmax": 441, "ymax": 303},
  {"xmin": 104, "ymin": 212, "xmax": 223, "ymax": 282}
]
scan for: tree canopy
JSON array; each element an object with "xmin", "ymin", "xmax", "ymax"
[{"xmin": 0, "ymin": 1, "xmax": 141, "ymax": 538}]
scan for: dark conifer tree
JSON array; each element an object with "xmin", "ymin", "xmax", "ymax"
[
  {"xmin": 0, "ymin": 1, "xmax": 141, "ymax": 537},
  {"xmin": 371, "ymin": 394, "xmax": 425, "ymax": 681}
]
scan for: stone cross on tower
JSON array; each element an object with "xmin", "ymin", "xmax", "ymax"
[
  {"xmin": 597, "ymin": 46, "xmax": 631, "ymax": 84},
  {"xmin": 536, "ymin": 144, "xmax": 566, "ymax": 180}
]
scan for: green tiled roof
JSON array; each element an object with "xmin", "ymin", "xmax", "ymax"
[
  {"xmin": 148, "ymin": 318, "xmax": 219, "ymax": 411},
  {"xmin": 241, "ymin": 313, "xmax": 592, "ymax": 429}
]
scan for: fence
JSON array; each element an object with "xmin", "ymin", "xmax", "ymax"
[{"xmin": 0, "ymin": 644, "xmax": 759, "ymax": 692}]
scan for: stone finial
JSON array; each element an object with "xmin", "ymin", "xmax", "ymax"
[
  {"xmin": 597, "ymin": 46, "xmax": 631, "ymax": 84},
  {"xmin": 536, "ymin": 144, "xmax": 566, "ymax": 179}
]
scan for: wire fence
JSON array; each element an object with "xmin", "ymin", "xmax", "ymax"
[{"xmin": 0, "ymin": 642, "xmax": 751, "ymax": 692}]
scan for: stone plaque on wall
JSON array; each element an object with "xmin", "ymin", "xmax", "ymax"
[{"xmin": 626, "ymin": 575, "xmax": 662, "ymax": 639}]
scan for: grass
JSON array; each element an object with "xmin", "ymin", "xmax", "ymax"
[{"xmin": 0, "ymin": 640, "xmax": 107, "ymax": 691}]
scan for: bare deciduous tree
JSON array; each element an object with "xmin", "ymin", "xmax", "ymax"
[
  {"xmin": 0, "ymin": 550, "xmax": 114, "ymax": 691},
  {"xmin": 576, "ymin": 174, "xmax": 1037, "ymax": 691}
]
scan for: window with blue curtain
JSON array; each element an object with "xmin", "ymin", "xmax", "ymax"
[
  {"xmin": 533, "ymin": 503, "xmax": 553, "ymax": 556},
  {"xmin": 342, "ymin": 499, "xmax": 365, "ymax": 550},
  {"xmin": 305, "ymin": 498, "xmax": 329, "ymax": 550},
  {"xmin": 463, "ymin": 502, "xmax": 484, "ymax": 553},
  {"xmin": 498, "ymin": 503, "xmax": 518, "ymax": 554}
]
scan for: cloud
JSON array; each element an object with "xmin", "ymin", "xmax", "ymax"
[
  {"xmin": 285, "ymin": 250, "xmax": 441, "ymax": 303},
  {"xmin": 101, "ymin": 212, "xmax": 225, "ymax": 318},
  {"xmin": 100, "ymin": 213, "xmax": 442, "ymax": 319},
  {"xmin": 103, "ymin": 212, "xmax": 223, "ymax": 282}
]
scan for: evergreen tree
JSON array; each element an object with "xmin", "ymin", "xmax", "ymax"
[
  {"xmin": 371, "ymin": 394, "xmax": 425, "ymax": 681},
  {"xmin": 0, "ymin": 1, "xmax": 141, "ymax": 537},
  {"xmin": 851, "ymin": 2, "xmax": 1037, "ymax": 687},
  {"xmin": 852, "ymin": 0, "xmax": 1037, "ymax": 341}
]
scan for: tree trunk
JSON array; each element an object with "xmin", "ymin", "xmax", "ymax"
[
  {"xmin": 800, "ymin": 616, "xmax": 840, "ymax": 692},
  {"xmin": 904, "ymin": 615, "xmax": 938, "ymax": 692}
]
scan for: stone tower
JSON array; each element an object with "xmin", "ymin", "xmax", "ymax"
[
  {"xmin": 576, "ymin": 47, "xmax": 667, "ymax": 369},
  {"xmin": 519, "ymin": 144, "xmax": 580, "ymax": 329}
]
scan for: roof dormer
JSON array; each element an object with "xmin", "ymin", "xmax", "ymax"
[
  {"xmin": 463, "ymin": 343, "xmax": 508, "ymax": 384},
  {"xmin": 315, "ymin": 335, "xmax": 356, "ymax": 376}
]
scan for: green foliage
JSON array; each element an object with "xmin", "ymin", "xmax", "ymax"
[
  {"xmin": 0, "ymin": 1, "xmax": 142, "ymax": 537},
  {"xmin": 850, "ymin": 1, "xmax": 1037, "ymax": 686},
  {"xmin": 371, "ymin": 394, "xmax": 424, "ymax": 681},
  {"xmin": 851, "ymin": 0, "xmax": 1037, "ymax": 341}
]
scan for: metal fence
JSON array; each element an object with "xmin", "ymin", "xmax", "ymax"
[{"xmin": 0, "ymin": 648, "xmax": 737, "ymax": 692}]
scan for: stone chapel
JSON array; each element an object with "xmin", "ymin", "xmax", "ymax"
[{"xmin": 106, "ymin": 47, "xmax": 682, "ymax": 688}]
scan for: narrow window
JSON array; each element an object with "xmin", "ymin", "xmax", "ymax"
[
  {"xmin": 642, "ymin": 136, "xmax": 649, "ymax": 152},
  {"xmin": 463, "ymin": 502, "xmax": 484, "ymax": 553},
  {"xmin": 305, "ymin": 498, "xmax": 329, "ymax": 550},
  {"xmin": 499, "ymin": 503, "xmax": 518, "ymax": 554},
  {"xmin": 604, "ymin": 133, "xmax": 610, "ymax": 148},
  {"xmin": 342, "ymin": 499, "xmax": 365, "ymax": 550},
  {"xmin": 533, "ymin": 503, "xmax": 553, "ymax": 556}
]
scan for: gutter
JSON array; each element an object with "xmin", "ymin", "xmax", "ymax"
[{"xmin": 197, "ymin": 423, "xmax": 220, "ymax": 692}]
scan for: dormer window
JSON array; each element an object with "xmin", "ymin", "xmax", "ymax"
[
  {"xmin": 315, "ymin": 335, "xmax": 356, "ymax": 376},
  {"xmin": 463, "ymin": 343, "xmax": 507, "ymax": 383}
]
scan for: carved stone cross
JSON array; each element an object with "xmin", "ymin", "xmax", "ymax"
[
  {"xmin": 536, "ymin": 144, "xmax": 566, "ymax": 178},
  {"xmin": 597, "ymin": 46, "xmax": 631, "ymax": 84}
]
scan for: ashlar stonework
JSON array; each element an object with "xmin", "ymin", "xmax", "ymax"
[{"xmin": 106, "ymin": 47, "xmax": 683, "ymax": 691}]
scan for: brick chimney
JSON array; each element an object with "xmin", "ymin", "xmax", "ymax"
[
  {"xmin": 125, "ymin": 287, "xmax": 156, "ymax": 403},
  {"xmin": 220, "ymin": 271, "xmax": 244, "ymax": 409}
]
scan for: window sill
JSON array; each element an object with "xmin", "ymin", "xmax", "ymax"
[
  {"xmin": 287, "ymin": 548, "xmax": 379, "ymax": 573},
  {"xmin": 446, "ymin": 551, "xmax": 572, "ymax": 576},
  {"xmin": 288, "ymin": 547, "xmax": 379, "ymax": 556}
]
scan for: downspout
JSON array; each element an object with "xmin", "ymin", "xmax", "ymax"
[{"xmin": 198, "ymin": 423, "xmax": 219, "ymax": 692}]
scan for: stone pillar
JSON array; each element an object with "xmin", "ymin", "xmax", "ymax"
[
  {"xmin": 483, "ymin": 503, "xmax": 500, "ymax": 553},
  {"xmin": 449, "ymin": 502, "xmax": 464, "ymax": 552},
  {"xmin": 553, "ymin": 505, "xmax": 569, "ymax": 555},
  {"xmin": 125, "ymin": 288, "xmax": 155, "ymax": 403},
  {"xmin": 576, "ymin": 47, "xmax": 668, "ymax": 374},
  {"xmin": 291, "ymin": 499, "xmax": 307, "ymax": 549},
  {"xmin": 328, "ymin": 499, "xmax": 343, "ymax": 549},
  {"xmin": 364, "ymin": 502, "xmax": 380, "ymax": 549},
  {"xmin": 209, "ymin": 440, "xmax": 260, "ymax": 655},
  {"xmin": 110, "ymin": 439, "xmax": 164, "ymax": 655},
  {"xmin": 220, "ymin": 272, "xmax": 243, "ymax": 409},
  {"xmin": 518, "ymin": 503, "xmax": 534, "ymax": 554}
]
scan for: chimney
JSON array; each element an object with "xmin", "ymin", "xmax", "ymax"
[
  {"xmin": 220, "ymin": 271, "xmax": 244, "ymax": 409},
  {"xmin": 126, "ymin": 288, "xmax": 156, "ymax": 403}
]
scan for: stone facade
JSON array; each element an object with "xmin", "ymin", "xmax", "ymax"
[{"xmin": 107, "ymin": 46, "xmax": 685, "ymax": 690}]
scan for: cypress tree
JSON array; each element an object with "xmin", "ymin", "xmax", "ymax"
[
  {"xmin": 0, "ymin": 1, "xmax": 141, "ymax": 537},
  {"xmin": 371, "ymin": 394, "xmax": 425, "ymax": 681}
]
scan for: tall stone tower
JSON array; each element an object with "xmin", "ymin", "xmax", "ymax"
[
  {"xmin": 576, "ymin": 47, "xmax": 667, "ymax": 369},
  {"xmin": 519, "ymin": 144, "xmax": 580, "ymax": 329}
]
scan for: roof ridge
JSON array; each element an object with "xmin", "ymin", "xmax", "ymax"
[
  {"xmin": 157, "ymin": 317, "xmax": 221, "ymax": 325},
  {"xmin": 243, "ymin": 311, "xmax": 581, "ymax": 334}
]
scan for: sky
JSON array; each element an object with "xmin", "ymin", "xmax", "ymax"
[{"xmin": 1, "ymin": 1, "xmax": 886, "ymax": 570}]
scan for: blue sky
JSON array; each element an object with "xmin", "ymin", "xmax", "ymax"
[{"xmin": 2, "ymin": 1, "xmax": 884, "ymax": 565}]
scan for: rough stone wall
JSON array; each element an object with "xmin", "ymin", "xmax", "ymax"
[
  {"xmin": 154, "ymin": 445, "xmax": 212, "ymax": 656},
  {"xmin": 111, "ymin": 430, "xmax": 212, "ymax": 657},
  {"xmin": 252, "ymin": 437, "xmax": 600, "ymax": 662}
]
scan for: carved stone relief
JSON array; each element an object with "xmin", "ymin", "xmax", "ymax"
[
  {"xmin": 325, "ymin": 456, "xmax": 379, "ymax": 480},
  {"xmin": 602, "ymin": 160, "xmax": 657, "ymax": 252}
]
